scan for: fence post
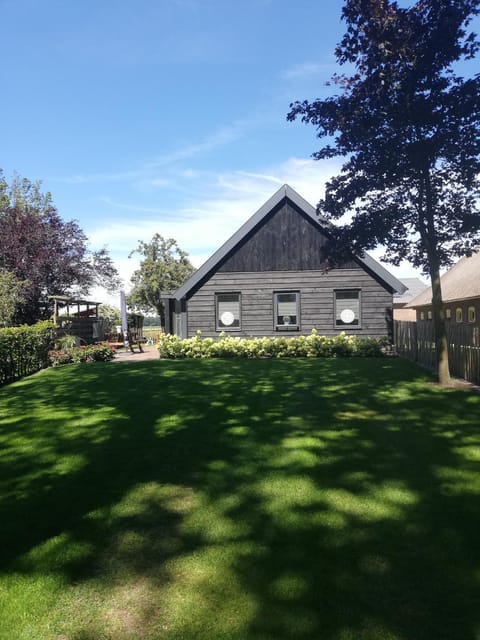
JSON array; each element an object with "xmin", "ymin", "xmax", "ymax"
[{"xmin": 413, "ymin": 321, "xmax": 418, "ymax": 362}]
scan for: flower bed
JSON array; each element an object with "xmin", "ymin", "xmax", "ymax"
[{"xmin": 49, "ymin": 343, "xmax": 116, "ymax": 366}]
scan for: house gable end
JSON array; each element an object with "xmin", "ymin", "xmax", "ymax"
[
  {"xmin": 173, "ymin": 184, "xmax": 406, "ymax": 301},
  {"xmin": 218, "ymin": 200, "xmax": 356, "ymax": 272}
]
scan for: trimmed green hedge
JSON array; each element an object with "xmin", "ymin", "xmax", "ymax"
[
  {"xmin": 0, "ymin": 321, "xmax": 55, "ymax": 386},
  {"xmin": 157, "ymin": 330, "xmax": 389, "ymax": 359}
]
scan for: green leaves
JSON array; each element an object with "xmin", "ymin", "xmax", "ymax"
[
  {"xmin": 128, "ymin": 234, "xmax": 195, "ymax": 322},
  {"xmin": 0, "ymin": 270, "xmax": 26, "ymax": 328},
  {"xmin": 0, "ymin": 321, "xmax": 55, "ymax": 385},
  {"xmin": 48, "ymin": 343, "xmax": 116, "ymax": 367},
  {"xmin": 156, "ymin": 331, "xmax": 388, "ymax": 359}
]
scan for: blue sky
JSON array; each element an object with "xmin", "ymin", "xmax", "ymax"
[{"xmin": 2, "ymin": 0, "xmax": 477, "ymax": 302}]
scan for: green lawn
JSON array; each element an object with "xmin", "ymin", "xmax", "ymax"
[{"xmin": 0, "ymin": 358, "xmax": 479, "ymax": 640}]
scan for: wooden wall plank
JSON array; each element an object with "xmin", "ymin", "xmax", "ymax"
[{"xmin": 187, "ymin": 269, "xmax": 392, "ymax": 338}]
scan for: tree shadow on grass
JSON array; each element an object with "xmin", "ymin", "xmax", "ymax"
[{"xmin": 0, "ymin": 358, "xmax": 479, "ymax": 639}]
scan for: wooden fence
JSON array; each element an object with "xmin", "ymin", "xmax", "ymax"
[{"xmin": 394, "ymin": 320, "xmax": 480, "ymax": 385}]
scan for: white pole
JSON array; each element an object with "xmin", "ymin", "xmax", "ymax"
[{"xmin": 120, "ymin": 291, "xmax": 129, "ymax": 348}]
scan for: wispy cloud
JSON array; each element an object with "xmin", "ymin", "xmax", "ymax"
[
  {"xmin": 99, "ymin": 197, "xmax": 192, "ymax": 218},
  {"xmin": 55, "ymin": 169, "xmax": 142, "ymax": 185},
  {"xmin": 87, "ymin": 156, "xmax": 340, "ymax": 284},
  {"xmin": 281, "ymin": 61, "xmax": 335, "ymax": 80},
  {"xmin": 52, "ymin": 122, "xmax": 248, "ymax": 187},
  {"xmin": 147, "ymin": 125, "xmax": 244, "ymax": 168}
]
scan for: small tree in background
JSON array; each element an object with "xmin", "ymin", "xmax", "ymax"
[
  {"xmin": 128, "ymin": 234, "xmax": 195, "ymax": 327},
  {"xmin": 288, "ymin": 0, "xmax": 480, "ymax": 383},
  {"xmin": 98, "ymin": 304, "xmax": 121, "ymax": 333}
]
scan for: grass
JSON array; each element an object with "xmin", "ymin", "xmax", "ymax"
[{"xmin": 0, "ymin": 357, "xmax": 479, "ymax": 640}]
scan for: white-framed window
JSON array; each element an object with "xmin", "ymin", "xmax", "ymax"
[
  {"xmin": 420, "ymin": 311, "xmax": 425, "ymax": 320},
  {"xmin": 456, "ymin": 307, "xmax": 463, "ymax": 323},
  {"xmin": 468, "ymin": 306, "xmax": 476, "ymax": 323},
  {"xmin": 216, "ymin": 292, "xmax": 241, "ymax": 331},
  {"xmin": 445, "ymin": 308, "xmax": 451, "ymax": 320},
  {"xmin": 274, "ymin": 291, "xmax": 300, "ymax": 330},
  {"xmin": 335, "ymin": 290, "xmax": 361, "ymax": 327},
  {"xmin": 427, "ymin": 310, "xmax": 432, "ymax": 320}
]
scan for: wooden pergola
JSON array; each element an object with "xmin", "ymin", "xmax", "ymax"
[{"xmin": 49, "ymin": 295, "xmax": 101, "ymax": 326}]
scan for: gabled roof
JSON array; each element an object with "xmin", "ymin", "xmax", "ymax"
[
  {"xmin": 173, "ymin": 184, "xmax": 406, "ymax": 300},
  {"xmin": 394, "ymin": 277, "xmax": 428, "ymax": 306},
  {"xmin": 407, "ymin": 251, "xmax": 480, "ymax": 307}
]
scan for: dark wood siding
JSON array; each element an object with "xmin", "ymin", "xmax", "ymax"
[
  {"xmin": 218, "ymin": 202, "xmax": 357, "ymax": 272},
  {"xmin": 187, "ymin": 269, "xmax": 392, "ymax": 338}
]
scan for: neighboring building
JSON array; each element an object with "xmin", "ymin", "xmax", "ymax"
[
  {"xmin": 50, "ymin": 295, "xmax": 104, "ymax": 343},
  {"xmin": 393, "ymin": 277, "xmax": 428, "ymax": 321},
  {"xmin": 163, "ymin": 185, "xmax": 406, "ymax": 339},
  {"xmin": 407, "ymin": 251, "xmax": 480, "ymax": 325}
]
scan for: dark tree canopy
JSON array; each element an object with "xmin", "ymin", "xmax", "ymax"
[
  {"xmin": 288, "ymin": 0, "xmax": 480, "ymax": 382},
  {"xmin": 0, "ymin": 172, "xmax": 121, "ymax": 325},
  {"xmin": 128, "ymin": 233, "xmax": 195, "ymax": 325}
]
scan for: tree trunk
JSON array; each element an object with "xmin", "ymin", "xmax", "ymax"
[
  {"xmin": 421, "ymin": 168, "xmax": 451, "ymax": 385},
  {"xmin": 429, "ymin": 261, "xmax": 451, "ymax": 385}
]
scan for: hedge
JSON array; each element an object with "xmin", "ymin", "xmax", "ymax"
[
  {"xmin": 157, "ymin": 330, "xmax": 389, "ymax": 359},
  {"xmin": 0, "ymin": 321, "xmax": 55, "ymax": 386}
]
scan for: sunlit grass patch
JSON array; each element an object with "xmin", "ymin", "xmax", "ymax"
[{"xmin": 0, "ymin": 357, "xmax": 479, "ymax": 639}]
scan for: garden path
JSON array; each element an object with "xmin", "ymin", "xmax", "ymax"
[{"xmin": 111, "ymin": 344, "xmax": 159, "ymax": 363}]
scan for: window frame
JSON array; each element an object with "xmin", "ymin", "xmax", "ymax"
[
  {"xmin": 468, "ymin": 306, "xmax": 476, "ymax": 323},
  {"xmin": 215, "ymin": 292, "xmax": 242, "ymax": 332},
  {"xmin": 273, "ymin": 290, "xmax": 300, "ymax": 331},
  {"xmin": 445, "ymin": 308, "xmax": 451, "ymax": 320},
  {"xmin": 456, "ymin": 307, "xmax": 463, "ymax": 323},
  {"xmin": 334, "ymin": 289, "xmax": 362, "ymax": 329}
]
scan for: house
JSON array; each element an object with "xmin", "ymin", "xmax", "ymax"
[
  {"xmin": 407, "ymin": 251, "xmax": 480, "ymax": 325},
  {"xmin": 163, "ymin": 185, "xmax": 406, "ymax": 339},
  {"xmin": 393, "ymin": 277, "xmax": 428, "ymax": 321}
]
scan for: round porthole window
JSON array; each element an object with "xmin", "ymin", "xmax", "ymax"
[
  {"xmin": 340, "ymin": 309, "xmax": 355, "ymax": 324},
  {"xmin": 220, "ymin": 311, "xmax": 235, "ymax": 326}
]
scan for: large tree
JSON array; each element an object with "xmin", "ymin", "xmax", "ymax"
[
  {"xmin": 128, "ymin": 234, "xmax": 195, "ymax": 326},
  {"xmin": 288, "ymin": 0, "xmax": 480, "ymax": 383},
  {"xmin": 0, "ymin": 172, "xmax": 121, "ymax": 324}
]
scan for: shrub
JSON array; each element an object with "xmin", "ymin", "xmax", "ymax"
[
  {"xmin": 0, "ymin": 321, "xmax": 55, "ymax": 386},
  {"xmin": 156, "ymin": 330, "xmax": 388, "ymax": 359},
  {"xmin": 49, "ymin": 343, "xmax": 116, "ymax": 367}
]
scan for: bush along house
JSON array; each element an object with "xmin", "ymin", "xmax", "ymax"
[{"xmin": 162, "ymin": 185, "xmax": 406, "ymax": 339}]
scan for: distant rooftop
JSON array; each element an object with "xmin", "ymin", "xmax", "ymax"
[
  {"xmin": 394, "ymin": 277, "xmax": 428, "ymax": 306},
  {"xmin": 407, "ymin": 251, "xmax": 480, "ymax": 307}
]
